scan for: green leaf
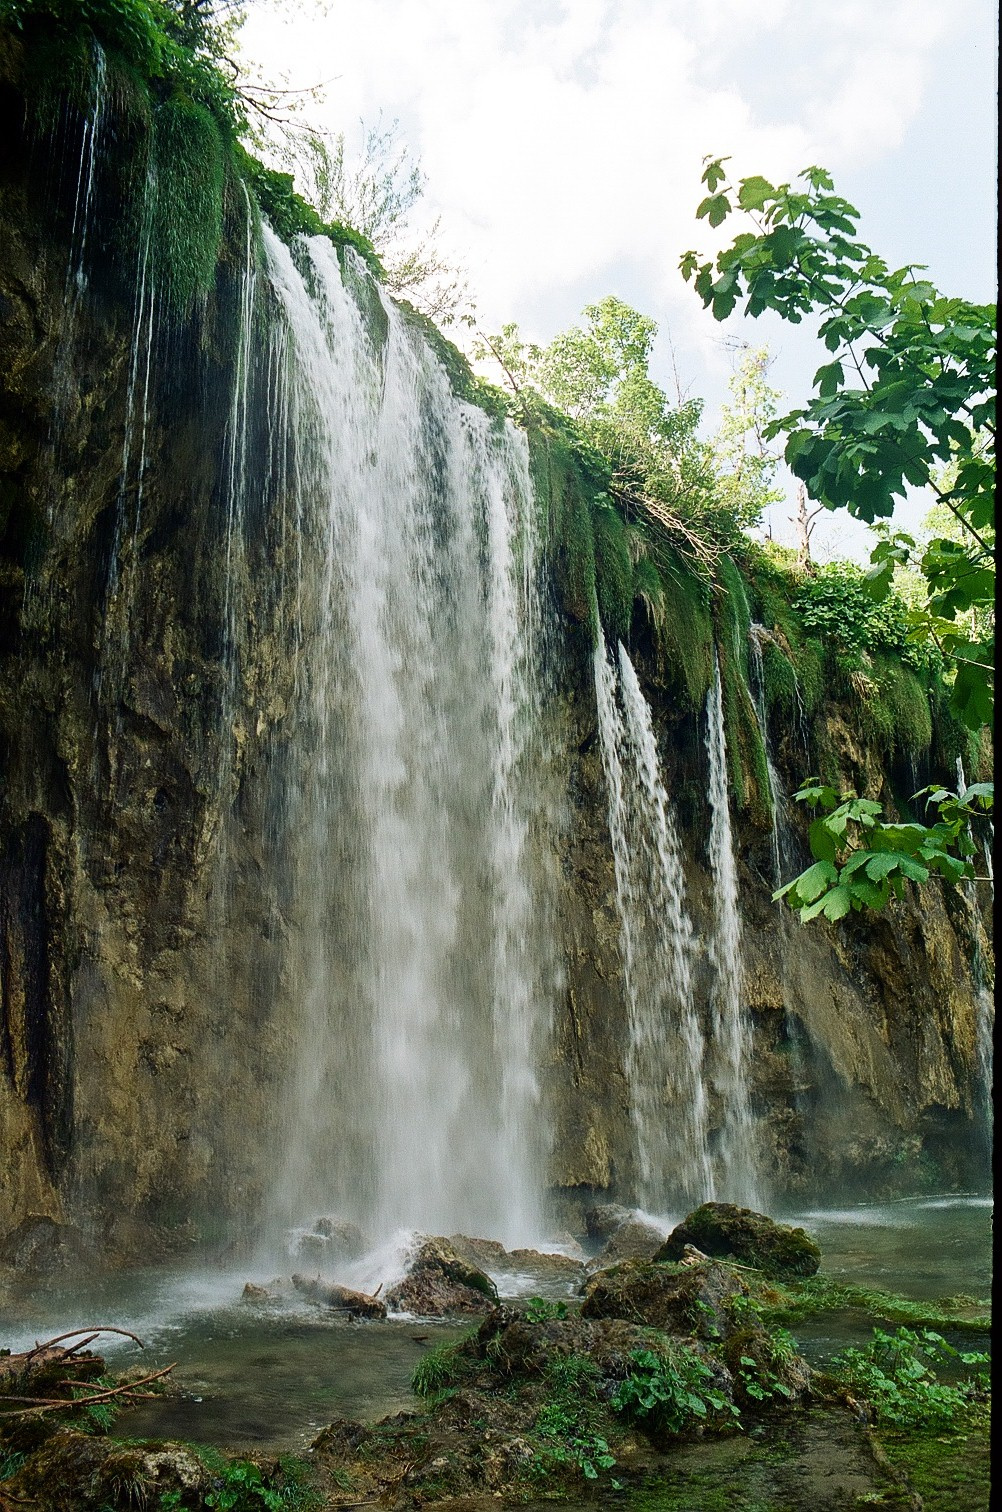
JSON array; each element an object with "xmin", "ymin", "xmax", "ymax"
[
  {"xmin": 737, "ymin": 175, "xmax": 775, "ymax": 211},
  {"xmin": 821, "ymin": 886, "xmax": 854, "ymax": 920},
  {"xmin": 697, "ymin": 192, "xmax": 732, "ymax": 227},
  {"xmin": 792, "ymin": 859, "xmax": 839, "ymax": 902}
]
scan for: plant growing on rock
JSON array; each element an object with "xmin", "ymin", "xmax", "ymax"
[
  {"xmin": 611, "ymin": 1345, "xmax": 737, "ymax": 1437},
  {"xmin": 831, "ymin": 1326, "xmax": 989, "ymax": 1430}
]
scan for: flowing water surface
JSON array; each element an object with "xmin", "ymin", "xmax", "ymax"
[{"xmin": 0, "ymin": 1197, "xmax": 989, "ymax": 1455}]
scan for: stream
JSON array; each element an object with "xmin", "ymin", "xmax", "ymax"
[{"xmin": 0, "ymin": 1196, "xmax": 990, "ymax": 1457}]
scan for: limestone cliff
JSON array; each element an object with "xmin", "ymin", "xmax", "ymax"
[{"xmin": 0, "ymin": 30, "xmax": 992, "ymax": 1266}]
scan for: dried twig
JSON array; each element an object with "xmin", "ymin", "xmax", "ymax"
[{"xmin": 0, "ymin": 1362, "xmax": 175, "ymax": 1416}]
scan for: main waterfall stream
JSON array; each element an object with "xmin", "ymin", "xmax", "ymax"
[{"xmin": 241, "ymin": 232, "xmax": 552, "ymax": 1246}]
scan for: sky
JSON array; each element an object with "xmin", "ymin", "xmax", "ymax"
[{"xmin": 239, "ymin": 0, "xmax": 998, "ymax": 561}]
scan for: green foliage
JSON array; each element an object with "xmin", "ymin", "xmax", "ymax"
[
  {"xmin": 524, "ymin": 1296, "xmax": 569, "ymax": 1323},
  {"xmin": 832, "ymin": 1327, "xmax": 990, "ymax": 1430},
  {"xmin": 478, "ymin": 300, "xmax": 743, "ymax": 550},
  {"xmin": 683, "ymin": 157, "xmax": 995, "ymax": 732},
  {"xmin": 411, "ymin": 1338, "xmax": 471, "ymax": 1397},
  {"xmin": 713, "ymin": 345, "xmax": 784, "ymax": 530},
  {"xmin": 530, "ymin": 1354, "xmax": 619, "ymax": 1484},
  {"xmin": 775, "ymin": 779, "xmax": 993, "ymax": 921},
  {"xmin": 611, "ymin": 1345, "xmax": 737, "ymax": 1435},
  {"xmin": 205, "ymin": 1458, "xmax": 286, "ymax": 1511}
]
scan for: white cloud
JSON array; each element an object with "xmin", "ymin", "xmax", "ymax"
[{"xmin": 238, "ymin": 0, "xmax": 993, "ymax": 557}]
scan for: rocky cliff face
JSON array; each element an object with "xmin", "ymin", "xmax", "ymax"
[
  {"xmin": 0, "ymin": 35, "xmax": 991, "ymax": 1267},
  {"xmin": 545, "ymin": 637, "xmax": 991, "ymax": 1210}
]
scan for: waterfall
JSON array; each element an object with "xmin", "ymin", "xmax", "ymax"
[
  {"xmin": 956, "ymin": 760, "xmax": 994, "ymax": 1132},
  {"xmin": 705, "ymin": 654, "xmax": 761, "ymax": 1206},
  {"xmin": 259, "ymin": 229, "xmax": 550, "ymax": 1246},
  {"xmin": 748, "ymin": 626, "xmax": 795, "ymax": 893},
  {"xmin": 593, "ymin": 639, "xmax": 713, "ymax": 1208}
]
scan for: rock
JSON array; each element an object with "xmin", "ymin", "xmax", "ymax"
[
  {"xmin": 384, "ymin": 1237, "xmax": 499, "ymax": 1317},
  {"xmin": 583, "ymin": 1202, "xmax": 633, "ymax": 1241},
  {"xmin": 314, "ymin": 1216, "xmax": 367, "ymax": 1259},
  {"xmin": 586, "ymin": 1218, "xmax": 665, "ymax": 1270},
  {"xmin": 579, "ymin": 1257, "xmax": 812, "ymax": 1407},
  {"xmin": 0, "ymin": 1215, "xmax": 93, "ymax": 1274},
  {"xmin": 448, "ymin": 1234, "xmax": 510, "ymax": 1271},
  {"xmin": 447, "ymin": 1234, "xmax": 585, "ymax": 1281},
  {"xmin": 507, "ymin": 1247, "xmax": 584, "ymax": 1281},
  {"xmin": 241, "ymin": 1281, "xmax": 272, "ymax": 1302},
  {"xmin": 291, "ymin": 1274, "xmax": 387, "ymax": 1319},
  {"xmin": 543, "ymin": 1230, "xmax": 587, "ymax": 1261},
  {"xmin": 655, "ymin": 1203, "xmax": 821, "ymax": 1278},
  {"xmin": 580, "ymin": 1256, "xmax": 750, "ymax": 1339}
]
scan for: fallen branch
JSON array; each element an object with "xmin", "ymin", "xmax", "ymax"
[{"xmin": 0, "ymin": 1362, "xmax": 175, "ymax": 1416}]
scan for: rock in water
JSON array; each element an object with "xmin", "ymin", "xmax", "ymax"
[
  {"xmin": 291, "ymin": 1274, "xmax": 387, "ymax": 1319},
  {"xmin": 384, "ymin": 1237, "xmax": 499, "ymax": 1316},
  {"xmin": 583, "ymin": 1203, "xmax": 633, "ymax": 1241},
  {"xmin": 580, "ymin": 1255, "xmax": 749, "ymax": 1338},
  {"xmin": 655, "ymin": 1203, "xmax": 821, "ymax": 1277},
  {"xmin": 586, "ymin": 1218, "xmax": 665, "ymax": 1270}
]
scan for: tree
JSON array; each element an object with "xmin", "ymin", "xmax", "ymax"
[
  {"xmin": 475, "ymin": 297, "xmax": 754, "ymax": 549},
  {"xmin": 294, "ymin": 118, "xmax": 471, "ymax": 323},
  {"xmin": 712, "ymin": 344, "xmax": 785, "ymax": 534},
  {"xmin": 682, "ymin": 159, "xmax": 995, "ymax": 920},
  {"xmin": 681, "ymin": 158, "xmax": 994, "ymax": 730}
]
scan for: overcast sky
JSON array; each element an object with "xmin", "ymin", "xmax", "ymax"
[{"xmin": 239, "ymin": 0, "xmax": 998, "ymax": 560}]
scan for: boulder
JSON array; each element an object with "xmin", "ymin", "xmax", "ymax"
[
  {"xmin": 314, "ymin": 1217, "xmax": 368, "ymax": 1259},
  {"xmin": 582, "ymin": 1203, "xmax": 633, "ymax": 1241},
  {"xmin": 507, "ymin": 1247, "xmax": 584, "ymax": 1281},
  {"xmin": 580, "ymin": 1256, "xmax": 750, "ymax": 1339},
  {"xmin": 448, "ymin": 1234, "xmax": 510, "ymax": 1271},
  {"xmin": 384, "ymin": 1237, "xmax": 499, "ymax": 1317},
  {"xmin": 291, "ymin": 1274, "xmax": 387, "ymax": 1319},
  {"xmin": 241, "ymin": 1281, "xmax": 272, "ymax": 1302},
  {"xmin": 586, "ymin": 1218, "xmax": 665, "ymax": 1270},
  {"xmin": 293, "ymin": 1217, "xmax": 368, "ymax": 1264},
  {"xmin": 654, "ymin": 1203, "xmax": 821, "ymax": 1278},
  {"xmin": 0, "ymin": 1215, "xmax": 93, "ymax": 1274}
]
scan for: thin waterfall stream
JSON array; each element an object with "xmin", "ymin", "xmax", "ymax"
[
  {"xmin": 706, "ymin": 653, "xmax": 762, "ymax": 1206},
  {"xmin": 593, "ymin": 639, "xmax": 712, "ymax": 1209}
]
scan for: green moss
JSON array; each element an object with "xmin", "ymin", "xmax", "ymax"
[
  {"xmin": 152, "ymin": 94, "xmax": 224, "ymax": 309},
  {"xmin": 761, "ymin": 1275, "xmax": 991, "ymax": 1334},
  {"xmin": 715, "ymin": 556, "xmax": 771, "ymax": 823},
  {"xmin": 874, "ymin": 656, "xmax": 933, "ymax": 757},
  {"xmin": 647, "ymin": 548, "xmax": 714, "ymax": 709},
  {"xmin": 875, "ymin": 1409, "xmax": 991, "ymax": 1512},
  {"xmin": 761, "ymin": 640, "xmax": 798, "ymax": 715},
  {"xmin": 593, "ymin": 501, "xmax": 634, "ymax": 643}
]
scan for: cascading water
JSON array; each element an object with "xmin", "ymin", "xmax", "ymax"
[
  {"xmin": 592, "ymin": 639, "xmax": 713, "ymax": 1208},
  {"xmin": 258, "ymin": 229, "xmax": 550, "ymax": 1247},
  {"xmin": 748, "ymin": 626, "xmax": 795, "ymax": 893},
  {"xmin": 705, "ymin": 654, "xmax": 761, "ymax": 1206},
  {"xmin": 956, "ymin": 759, "xmax": 994, "ymax": 1132}
]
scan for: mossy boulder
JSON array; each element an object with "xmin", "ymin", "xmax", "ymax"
[
  {"xmin": 384, "ymin": 1236, "xmax": 499, "ymax": 1316},
  {"xmin": 579, "ymin": 1256, "xmax": 750, "ymax": 1339},
  {"xmin": 655, "ymin": 1204, "xmax": 821, "ymax": 1278}
]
